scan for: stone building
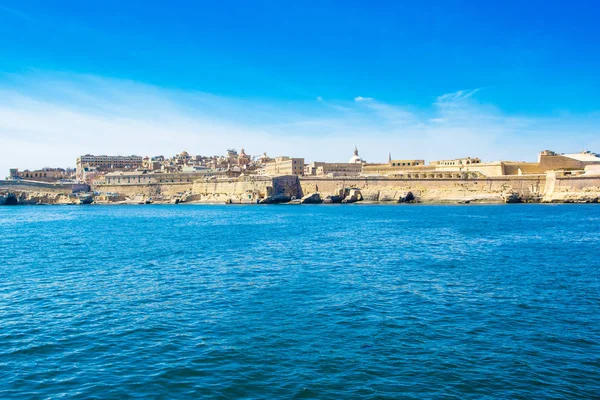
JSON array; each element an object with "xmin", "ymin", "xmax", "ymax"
[
  {"xmin": 349, "ymin": 147, "xmax": 364, "ymax": 164},
  {"xmin": 102, "ymin": 170, "xmax": 218, "ymax": 185},
  {"xmin": 76, "ymin": 154, "xmax": 143, "ymax": 181},
  {"xmin": 8, "ymin": 167, "xmax": 71, "ymax": 182},
  {"xmin": 304, "ymin": 162, "xmax": 362, "ymax": 177},
  {"xmin": 430, "ymin": 157, "xmax": 482, "ymax": 166},
  {"xmin": 388, "ymin": 159, "xmax": 425, "ymax": 167},
  {"xmin": 261, "ymin": 156, "xmax": 305, "ymax": 176},
  {"xmin": 257, "ymin": 152, "xmax": 272, "ymax": 164},
  {"xmin": 238, "ymin": 148, "xmax": 251, "ymax": 167},
  {"xmin": 362, "ymin": 153, "xmax": 426, "ymax": 176}
]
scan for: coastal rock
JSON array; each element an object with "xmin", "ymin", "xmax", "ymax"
[
  {"xmin": 322, "ymin": 195, "xmax": 342, "ymax": 204},
  {"xmin": 0, "ymin": 191, "xmax": 78, "ymax": 205},
  {"xmin": 300, "ymin": 193, "xmax": 322, "ymax": 204},
  {"xmin": 503, "ymin": 192, "xmax": 522, "ymax": 204},
  {"xmin": 0, "ymin": 194, "xmax": 17, "ymax": 205},
  {"xmin": 360, "ymin": 190, "xmax": 380, "ymax": 201},
  {"xmin": 397, "ymin": 191, "xmax": 415, "ymax": 203},
  {"xmin": 545, "ymin": 194, "xmax": 599, "ymax": 203},
  {"xmin": 259, "ymin": 194, "xmax": 292, "ymax": 204},
  {"xmin": 342, "ymin": 189, "xmax": 363, "ymax": 203},
  {"xmin": 379, "ymin": 191, "xmax": 397, "ymax": 202}
]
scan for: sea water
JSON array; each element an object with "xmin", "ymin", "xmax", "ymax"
[{"xmin": 1, "ymin": 204, "xmax": 599, "ymax": 398}]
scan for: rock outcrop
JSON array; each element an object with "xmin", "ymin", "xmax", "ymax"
[
  {"xmin": 322, "ymin": 195, "xmax": 342, "ymax": 204},
  {"xmin": 502, "ymin": 192, "xmax": 522, "ymax": 204},
  {"xmin": 259, "ymin": 194, "xmax": 292, "ymax": 204},
  {"xmin": 300, "ymin": 193, "xmax": 322, "ymax": 204},
  {"xmin": 342, "ymin": 189, "xmax": 363, "ymax": 203},
  {"xmin": 397, "ymin": 191, "xmax": 415, "ymax": 203}
]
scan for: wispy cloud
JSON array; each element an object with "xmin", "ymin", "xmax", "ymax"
[
  {"xmin": 0, "ymin": 72, "xmax": 599, "ymax": 175},
  {"xmin": 0, "ymin": 5, "xmax": 33, "ymax": 21}
]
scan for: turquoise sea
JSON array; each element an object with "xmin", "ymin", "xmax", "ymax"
[{"xmin": 1, "ymin": 204, "xmax": 599, "ymax": 398}]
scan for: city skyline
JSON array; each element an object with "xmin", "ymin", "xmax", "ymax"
[{"xmin": 1, "ymin": 1, "xmax": 600, "ymax": 174}]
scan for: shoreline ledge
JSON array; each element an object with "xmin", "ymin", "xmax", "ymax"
[{"xmin": 2, "ymin": 174, "xmax": 600, "ymax": 205}]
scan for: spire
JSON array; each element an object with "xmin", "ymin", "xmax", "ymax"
[
  {"xmin": 388, "ymin": 152, "xmax": 392, "ymax": 163},
  {"xmin": 354, "ymin": 146, "xmax": 359, "ymax": 156}
]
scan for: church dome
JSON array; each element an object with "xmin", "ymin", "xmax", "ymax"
[
  {"xmin": 180, "ymin": 151, "xmax": 189, "ymax": 157},
  {"xmin": 349, "ymin": 147, "xmax": 363, "ymax": 164}
]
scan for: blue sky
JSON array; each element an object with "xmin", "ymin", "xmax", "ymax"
[{"xmin": 1, "ymin": 0, "xmax": 599, "ymax": 172}]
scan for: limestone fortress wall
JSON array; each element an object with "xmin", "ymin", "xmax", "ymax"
[
  {"xmin": 543, "ymin": 173, "xmax": 600, "ymax": 203},
  {"xmin": 298, "ymin": 175, "xmax": 547, "ymax": 203},
  {"xmin": 2, "ymin": 173, "xmax": 599, "ymax": 205},
  {"xmin": 90, "ymin": 173, "xmax": 598, "ymax": 204},
  {"xmin": 0, "ymin": 180, "xmax": 90, "ymax": 205}
]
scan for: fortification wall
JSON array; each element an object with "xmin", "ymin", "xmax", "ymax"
[
  {"xmin": 539, "ymin": 155, "xmax": 587, "ymax": 171},
  {"xmin": 5, "ymin": 174, "xmax": 599, "ymax": 205},
  {"xmin": 434, "ymin": 163, "xmax": 505, "ymax": 177},
  {"xmin": 190, "ymin": 175, "xmax": 300, "ymax": 203},
  {"xmin": 299, "ymin": 176, "xmax": 546, "ymax": 203},
  {"xmin": 0, "ymin": 180, "xmax": 91, "ymax": 204},
  {"xmin": 192, "ymin": 177, "xmax": 271, "ymax": 203},
  {"xmin": 93, "ymin": 182, "xmax": 194, "ymax": 201},
  {"xmin": 0, "ymin": 180, "xmax": 87, "ymax": 194},
  {"xmin": 542, "ymin": 174, "xmax": 600, "ymax": 202},
  {"xmin": 503, "ymin": 162, "xmax": 543, "ymax": 175},
  {"xmin": 91, "ymin": 176, "xmax": 300, "ymax": 204}
]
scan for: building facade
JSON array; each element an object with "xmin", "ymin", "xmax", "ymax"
[
  {"xmin": 262, "ymin": 157, "xmax": 305, "ymax": 176},
  {"xmin": 7, "ymin": 168, "xmax": 71, "ymax": 182},
  {"xmin": 304, "ymin": 162, "xmax": 362, "ymax": 176},
  {"xmin": 76, "ymin": 154, "xmax": 143, "ymax": 181}
]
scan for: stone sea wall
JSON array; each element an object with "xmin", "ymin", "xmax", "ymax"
[
  {"xmin": 0, "ymin": 180, "xmax": 89, "ymax": 205},
  {"xmin": 299, "ymin": 175, "xmax": 547, "ymax": 203},
  {"xmin": 93, "ymin": 182, "xmax": 194, "ymax": 203},
  {"xmin": 542, "ymin": 173, "xmax": 600, "ymax": 203},
  {"xmin": 2, "ymin": 173, "xmax": 599, "ymax": 205},
  {"xmin": 91, "ymin": 176, "xmax": 300, "ymax": 204},
  {"xmin": 191, "ymin": 175, "xmax": 299, "ymax": 203}
]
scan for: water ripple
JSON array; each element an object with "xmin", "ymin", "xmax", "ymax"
[{"xmin": 0, "ymin": 204, "xmax": 599, "ymax": 398}]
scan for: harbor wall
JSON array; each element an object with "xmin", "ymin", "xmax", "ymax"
[
  {"xmin": 299, "ymin": 175, "xmax": 547, "ymax": 203},
  {"xmin": 93, "ymin": 182, "xmax": 194, "ymax": 200},
  {"xmin": 92, "ymin": 175, "xmax": 300, "ymax": 203},
  {"xmin": 542, "ymin": 173, "xmax": 600, "ymax": 202},
  {"xmin": 0, "ymin": 180, "xmax": 89, "ymax": 193},
  {"xmin": 0, "ymin": 180, "xmax": 90, "ymax": 205},
  {"xmin": 191, "ymin": 175, "xmax": 299, "ymax": 203},
  {"xmin": 3, "ymin": 174, "xmax": 599, "ymax": 205}
]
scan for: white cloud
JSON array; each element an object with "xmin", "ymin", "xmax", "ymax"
[
  {"xmin": 0, "ymin": 5, "xmax": 33, "ymax": 21},
  {"xmin": 0, "ymin": 73, "xmax": 599, "ymax": 176},
  {"xmin": 354, "ymin": 96, "xmax": 373, "ymax": 102}
]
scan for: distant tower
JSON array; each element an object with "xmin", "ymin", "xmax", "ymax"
[{"xmin": 388, "ymin": 152, "xmax": 392, "ymax": 164}]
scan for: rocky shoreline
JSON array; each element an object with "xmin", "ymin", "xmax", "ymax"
[
  {"xmin": 2, "ymin": 173, "xmax": 600, "ymax": 206},
  {"xmin": 2, "ymin": 189, "xmax": 599, "ymax": 206}
]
